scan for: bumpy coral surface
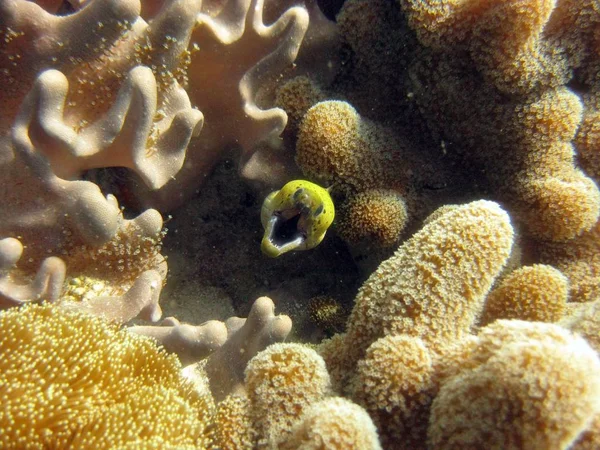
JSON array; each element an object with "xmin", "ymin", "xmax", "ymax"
[
  {"xmin": 2, "ymin": 0, "xmax": 600, "ymax": 448},
  {"xmin": 480, "ymin": 264, "xmax": 568, "ymax": 325},
  {"xmin": 0, "ymin": 303, "xmax": 212, "ymax": 449},
  {"xmin": 430, "ymin": 320, "xmax": 600, "ymax": 450},
  {"xmin": 245, "ymin": 343, "xmax": 332, "ymax": 448}
]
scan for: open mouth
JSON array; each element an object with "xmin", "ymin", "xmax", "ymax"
[{"xmin": 262, "ymin": 209, "xmax": 308, "ymax": 257}]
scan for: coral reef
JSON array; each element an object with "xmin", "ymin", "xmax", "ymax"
[
  {"xmin": 2, "ymin": 0, "xmax": 600, "ymax": 448},
  {"xmin": 430, "ymin": 320, "xmax": 600, "ymax": 449},
  {"xmin": 0, "ymin": 303, "xmax": 213, "ymax": 449},
  {"xmin": 479, "ymin": 264, "xmax": 568, "ymax": 325}
]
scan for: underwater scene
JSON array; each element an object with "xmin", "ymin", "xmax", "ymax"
[{"xmin": 0, "ymin": 0, "xmax": 599, "ymax": 448}]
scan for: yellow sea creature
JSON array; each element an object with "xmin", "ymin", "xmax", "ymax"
[{"xmin": 261, "ymin": 180, "xmax": 335, "ymax": 257}]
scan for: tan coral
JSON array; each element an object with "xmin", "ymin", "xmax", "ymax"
[
  {"xmin": 245, "ymin": 343, "xmax": 332, "ymax": 449},
  {"xmin": 280, "ymin": 397, "xmax": 382, "ymax": 450},
  {"xmin": 202, "ymin": 296, "xmax": 292, "ymax": 402},
  {"xmin": 337, "ymin": 189, "xmax": 409, "ymax": 248},
  {"xmin": 322, "ymin": 200, "xmax": 513, "ymax": 389},
  {"xmin": 479, "ymin": 264, "xmax": 568, "ymax": 325},
  {"xmin": 572, "ymin": 414, "xmax": 600, "ymax": 450},
  {"xmin": 538, "ymin": 219, "xmax": 600, "ymax": 303},
  {"xmin": 129, "ymin": 316, "xmax": 228, "ymax": 366},
  {"xmin": 429, "ymin": 320, "xmax": 600, "ymax": 449},
  {"xmin": 353, "ymin": 335, "xmax": 435, "ymax": 450},
  {"xmin": 296, "ymin": 100, "xmax": 409, "ymax": 194},
  {"xmin": 275, "ymin": 75, "xmax": 326, "ymax": 136},
  {"xmin": 560, "ymin": 298, "xmax": 600, "ymax": 353},
  {"xmin": 0, "ymin": 237, "xmax": 66, "ymax": 308},
  {"xmin": 409, "ymin": 52, "xmax": 599, "ymax": 241},
  {"xmin": 208, "ymin": 394, "xmax": 255, "ymax": 450},
  {"xmin": 0, "ymin": 302, "xmax": 213, "ymax": 449}
]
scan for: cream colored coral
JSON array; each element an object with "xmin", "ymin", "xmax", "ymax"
[
  {"xmin": 0, "ymin": 238, "xmax": 66, "ymax": 308},
  {"xmin": 325, "ymin": 200, "xmax": 513, "ymax": 389},
  {"xmin": 0, "ymin": 303, "xmax": 212, "ymax": 449},
  {"xmin": 429, "ymin": 320, "xmax": 600, "ymax": 449},
  {"xmin": 296, "ymin": 100, "xmax": 408, "ymax": 193},
  {"xmin": 337, "ymin": 189, "xmax": 408, "ymax": 248},
  {"xmin": 400, "ymin": 0, "xmax": 600, "ymax": 96},
  {"xmin": 245, "ymin": 343, "xmax": 332, "ymax": 449},
  {"xmin": 280, "ymin": 397, "xmax": 382, "ymax": 450},
  {"xmin": 353, "ymin": 335, "xmax": 435, "ymax": 449},
  {"xmin": 560, "ymin": 298, "xmax": 600, "ymax": 353},
  {"xmin": 480, "ymin": 264, "xmax": 568, "ymax": 325}
]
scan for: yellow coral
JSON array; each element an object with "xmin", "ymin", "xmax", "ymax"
[
  {"xmin": 280, "ymin": 397, "xmax": 382, "ymax": 450},
  {"xmin": 296, "ymin": 100, "xmax": 407, "ymax": 194},
  {"xmin": 345, "ymin": 200, "xmax": 512, "ymax": 367},
  {"xmin": 429, "ymin": 320, "xmax": 600, "ymax": 449},
  {"xmin": 337, "ymin": 189, "xmax": 408, "ymax": 248},
  {"xmin": 245, "ymin": 343, "xmax": 332, "ymax": 449},
  {"xmin": 0, "ymin": 303, "xmax": 212, "ymax": 449},
  {"xmin": 353, "ymin": 335, "xmax": 435, "ymax": 449},
  {"xmin": 480, "ymin": 264, "xmax": 568, "ymax": 325}
]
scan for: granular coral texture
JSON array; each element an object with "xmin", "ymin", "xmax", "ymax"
[
  {"xmin": 296, "ymin": 100, "xmax": 409, "ymax": 194},
  {"xmin": 275, "ymin": 75, "xmax": 326, "ymax": 136},
  {"xmin": 326, "ymin": 200, "xmax": 513, "ymax": 388},
  {"xmin": 0, "ymin": 303, "xmax": 212, "ymax": 449},
  {"xmin": 408, "ymin": 53, "xmax": 599, "ymax": 241},
  {"xmin": 307, "ymin": 295, "xmax": 347, "ymax": 335},
  {"xmin": 245, "ymin": 343, "xmax": 332, "ymax": 449},
  {"xmin": 560, "ymin": 298, "xmax": 600, "ymax": 353},
  {"xmin": 280, "ymin": 397, "xmax": 382, "ymax": 450},
  {"xmin": 400, "ymin": 0, "xmax": 600, "ymax": 96},
  {"xmin": 537, "ymin": 220, "xmax": 600, "ymax": 303},
  {"xmin": 479, "ymin": 264, "xmax": 568, "ymax": 325},
  {"xmin": 208, "ymin": 394, "xmax": 255, "ymax": 450},
  {"xmin": 336, "ymin": 189, "xmax": 408, "ymax": 248},
  {"xmin": 429, "ymin": 320, "xmax": 600, "ymax": 450},
  {"xmin": 353, "ymin": 335, "xmax": 435, "ymax": 450}
]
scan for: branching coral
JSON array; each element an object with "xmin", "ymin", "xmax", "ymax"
[
  {"xmin": 353, "ymin": 335, "xmax": 435, "ymax": 449},
  {"xmin": 0, "ymin": 303, "xmax": 213, "ymax": 449},
  {"xmin": 429, "ymin": 320, "xmax": 600, "ymax": 449},
  {"xmin": 245, "ymin": 343, "xmax": 332, "ymax": 448},
  {"xmin": 321, "ymin": 200, "xmax": 513, "ymax": 389},
  {"xmin": 296, "ymin": 100, "xmax": 408, "ymax": 194}
]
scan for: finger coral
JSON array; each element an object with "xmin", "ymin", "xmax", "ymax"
[
  {"xmin": 429, "ymin": 320, "xmax": 600, "ymax": 450},
  {"xmin": 0, "ymin": 303, "xmax": 213, "ymax": 449},
  {"xmin": 296, "ymin": 100, "xmax": 408, "ymax": 194},
  {"xmin": 479, "ymin": 264, "xmax": 568, "ymax": 325},
  {"xmin": 323, "ymin": 200, "xmax": 513, "ymax": 388},
  {"xmin": 560, "ymin": 298, "xmax": 600, "ymax": 353},
  {"xmin": 280, "ymin": 397, "xmax": 382, "ymax": 450},
  {"xmin": 538, "ymin": 219, "xmax": 600, "ymax": 303},
  {"xmin": 245, "ymin": 343, "xmax": 332, "ymax": 448},
  {"xmin": 336, "ymin": 189, "xmax": 409, "ymax": 248}
]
